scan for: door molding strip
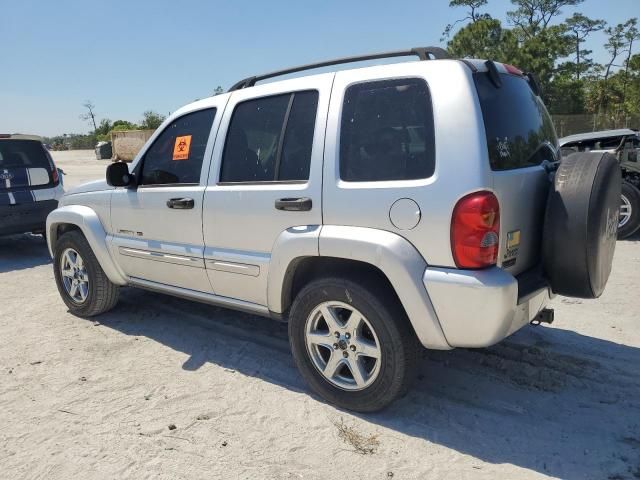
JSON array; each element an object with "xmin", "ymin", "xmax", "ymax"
[
  {"xmin": 205, "ymin": 259, "xmax": 260, "ymax": 276},
  {"xmin": 119, "ymin": 246, "xmax": 204, "ymax": 268}
]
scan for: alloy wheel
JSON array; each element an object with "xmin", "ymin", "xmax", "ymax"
[
  {"xmin": 304, "ymin": 301, "xmax": 382, "ymax": 391},
  {"xmin": 60, "ymin": 248, "xmax": 89, "ymax": 304},
  {"xmin": 619, "ymin": 193, "xmax": 632, "ymax": 228}
]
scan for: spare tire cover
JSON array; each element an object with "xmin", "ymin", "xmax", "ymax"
[{"xmin": 543, "ymin": 152, "xmax": 621, "ymax": 298}]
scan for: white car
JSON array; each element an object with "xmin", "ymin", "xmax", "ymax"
[{"xmin": 47, "ymin": 48, "xmax": 620, "ymax": 411}]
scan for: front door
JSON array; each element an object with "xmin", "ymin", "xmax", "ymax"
[
  {"xmin": 110, "ymin": 107, "xmax": 220, "ymax": 293},
  {"xmin": 202, "ymin": 75, "xmax": 332, "ymax": 306}
]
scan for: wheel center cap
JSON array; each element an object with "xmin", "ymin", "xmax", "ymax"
[{"xmin": 338, "ymin": 339, "xmax": 348, "ymax": 350}]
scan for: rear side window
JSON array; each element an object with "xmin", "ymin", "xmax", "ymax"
[
  {"xmin": 140, "ymin": 108, "xmax": 216, "ymax": 186},
  {"xmin": 340, "ymin": 78, "xmax": 435, "ymax": 182},
  {"xmin": 0, "ymin": 140, "xmax": 54, "ymax": 188},
  {"xmin": 474, "ymin": 73, "xmax": 558, "ymax": 170},
  {"xmin": 220, "ymin": 90, "xmax": 319, "ymax": 183}
]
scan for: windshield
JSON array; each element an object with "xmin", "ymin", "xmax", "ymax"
[{"xmin": 474, "ymin": 72, "xmax": 558, "ymax": 171}]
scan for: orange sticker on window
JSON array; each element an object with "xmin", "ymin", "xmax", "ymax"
[{"xmin": 173, "ymin": 135, "xmax": 192, "ymax": 160}]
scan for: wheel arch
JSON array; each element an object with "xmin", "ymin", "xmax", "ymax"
[
  {"xmin": 47, "ymin": 205, "xmax": 127, "ymax": 285},
  {"xmin": 268, "ymin": 225, "xmax": 451, "ymax": 350}
]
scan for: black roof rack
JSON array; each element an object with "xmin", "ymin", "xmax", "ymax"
[{"xmin": 228, "ymin": 46, "xmax": 450, "ymax": 91}]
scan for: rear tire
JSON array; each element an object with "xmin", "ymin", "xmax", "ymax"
[
  {"xmin": 288, "ymin": 277, "xmax": 420, "ymax": 412},
  {"xmin": 618, "ymin": 181, "xmax": 640, "ymax": 239},
  {"xmin": 53, "ymin": 230, "xmax": 119, "ymax": 317}
]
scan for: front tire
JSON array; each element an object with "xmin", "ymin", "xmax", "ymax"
[
  {"xmin": 53, "ymin": 230, "xmax": 119, "ymax": 317},
  {"xmin": 288, "ymin": 277, "xmax": 420, "ymax": 412}
]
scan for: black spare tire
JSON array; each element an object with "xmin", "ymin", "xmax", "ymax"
[{"xmin": 543, "ymin": 152, "xmax": 621, "ymax": 298}]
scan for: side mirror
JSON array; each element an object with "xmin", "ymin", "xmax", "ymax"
[{"xmin": 106, "ymin": 161, "xmax": 134, "ymax": 187}]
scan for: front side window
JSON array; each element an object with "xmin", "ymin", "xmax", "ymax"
[
  {"xmin": 219, "ymin": 91, "xmax": 319, "ymax": 183},
  {"xmin": 139, "ymin": 108, "xmax": 216, "ymax": 185},
  {"xmin": 340, "ymin": 78, "xmax": 435, "ymax": 182}
]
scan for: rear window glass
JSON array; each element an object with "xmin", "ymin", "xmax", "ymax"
[
  {"xmin": 340, "ymin": 78, "xmax": 435, "ymax": 182},
  {"xmin": 0, "ymin": 140, "xmax": 50, "ymax": 169},
  {"xmin": 474, "ymin": 73, "xmax": 558, "ymax": 170}
]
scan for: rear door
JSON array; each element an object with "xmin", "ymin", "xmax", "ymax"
[
  {"xmin": 473, "ymin": 68, "xmax": 559, "ymax": 275},
  {"xmin": 202, "ymin": 75, "xmax": 331, "ymax": 306}
]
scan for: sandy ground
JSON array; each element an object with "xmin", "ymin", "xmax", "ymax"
[{"xmin": 1, "ymin": 150, "xmax": 639, "ymax": 480}]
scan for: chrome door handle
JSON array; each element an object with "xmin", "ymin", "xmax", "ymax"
[
  {"xmin": 275, "ymin": 197, "xmax": 312, "ymax": 211},
  {"xmin": 166, "ymin": 198, "xmax": 194, "ymax": 209}
]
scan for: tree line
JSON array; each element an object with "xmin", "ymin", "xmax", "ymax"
[
  {"xmin": 49, "ymin": 85, "xmax": 228, "ymax": 150},
  {"xmin": 445, "ymin": 0, "xmax": 639, "ymax": 119},
  {"xmin": 45, "ymin": 104, "xmax": 167, "ymax": 150}
]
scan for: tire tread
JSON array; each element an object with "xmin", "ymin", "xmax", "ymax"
[{"xmin": 53, "ymin": 231, "xmax": 119, "ymax": 317}]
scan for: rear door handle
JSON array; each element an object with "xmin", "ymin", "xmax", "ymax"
[
  {"xmin": 167, "ymin": 197, "xmax": 195, "ymax": 209},
  {"xmin": 275, "ymin": 197, "xmax": 312, "ymax": 212}
]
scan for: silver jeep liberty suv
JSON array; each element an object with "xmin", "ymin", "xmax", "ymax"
[{"xmin": 47, "ymin": 47, "xmax": 620, "ymax": 412}]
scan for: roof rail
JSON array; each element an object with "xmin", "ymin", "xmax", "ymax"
[{"xmin": 228, "ymin": 46, "xmax": 450, "ymax": 91}]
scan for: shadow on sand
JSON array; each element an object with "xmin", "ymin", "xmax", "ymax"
[
  {"xmin": 0, "ymin": 234, "xmax": 51, "ymax": 273},
  {"xmin": 93, "ymin": 288, "xmax": 640, "ymax": 480}
]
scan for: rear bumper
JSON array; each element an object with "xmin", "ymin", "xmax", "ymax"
[
  {"xmin": 0, "ymin": 200, "xmax": 58, "ymax": 236},
  {"xmin": 423, "ymin": 266, "xmax": 550, "ymax": 348}
]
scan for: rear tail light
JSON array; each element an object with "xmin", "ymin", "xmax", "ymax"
[
  {"xmin": 451, "ymin": 191, "xmax": 500, "ymax": 269},
  {"xmin": 44, "ymin": 148, "xmax": 59, "ymax": 184}
]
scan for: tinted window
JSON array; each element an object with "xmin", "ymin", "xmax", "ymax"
[
  {"xmin": 474, "ymin": 73, "xmax": 558, "ymax": 170},
  {"xmin": 340, "ymin": 78, "xmax": 435, "ymax": 182},
  {"xmin": 0, "ymin": 140, "xmax": 50, "ymax": 169},
  {"xmin": 220, "ymin": 91, "xmax": 318, "ymax": 182},
  {"xmin": 140, "ymin": 108, "xmax": 216, "ymax": 185},
  {"xmin": 279, "ymin": 92, "xmax": 319, "ymax": 180},
  {"xmin": 0, "ymin": 140, "xmax": 54, "ymax": 188}
]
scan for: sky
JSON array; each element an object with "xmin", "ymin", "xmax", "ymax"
[{"xmin": 1, "ymin": 0, "xmax": 638, "ymax": 137}]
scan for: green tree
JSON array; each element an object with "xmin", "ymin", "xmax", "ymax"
[
  {"xmin": 111, "ymin": 120, "xmax": 139, "ymax": 131},
  {"xmin": 94, "ymin": 118, "xmax": 112, "ymax": 137},
  {"xmin": 511, "ymin": 25, "xmax": 573, "ymax": 91},
  {"xmin": 448, "ymin": 17, "xmax": 571, "ymax": 95},
  {"xmin": 140, "ymin": 110, "xmax": 166, "ymax": 130},
  {"xmin": 598, "ymin": 20, "xmax": 632, "ymax": 111},
  {"xmin": 621, "ymin": 18, "xmax": 640, "ymax": 105},
  {"xmin": 447, "ymin": 18, "xmax": 517, "ymax": 60},
  {"xmin": 507, "ymin": 0, "xmax": 584, "ymax": 38},
  {"xmin": 213, "ymin": 86, "xmax": 225, "ymax": 96},
  {"xmin": 442, "ymin": 0, "xmax": 491, "ymax": 40},
  {"xmin": 565, "ymin": 13, "xmax": 606, "ymax": 80}
]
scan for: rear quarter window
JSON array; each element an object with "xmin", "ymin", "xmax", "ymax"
[
  {"xmin": 474, "ymin": 73, "xmax": 558, "ymax": 170},
  {"xmin": 339, "ymin": 78, "xmax": 435, "ymax": 182}
]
